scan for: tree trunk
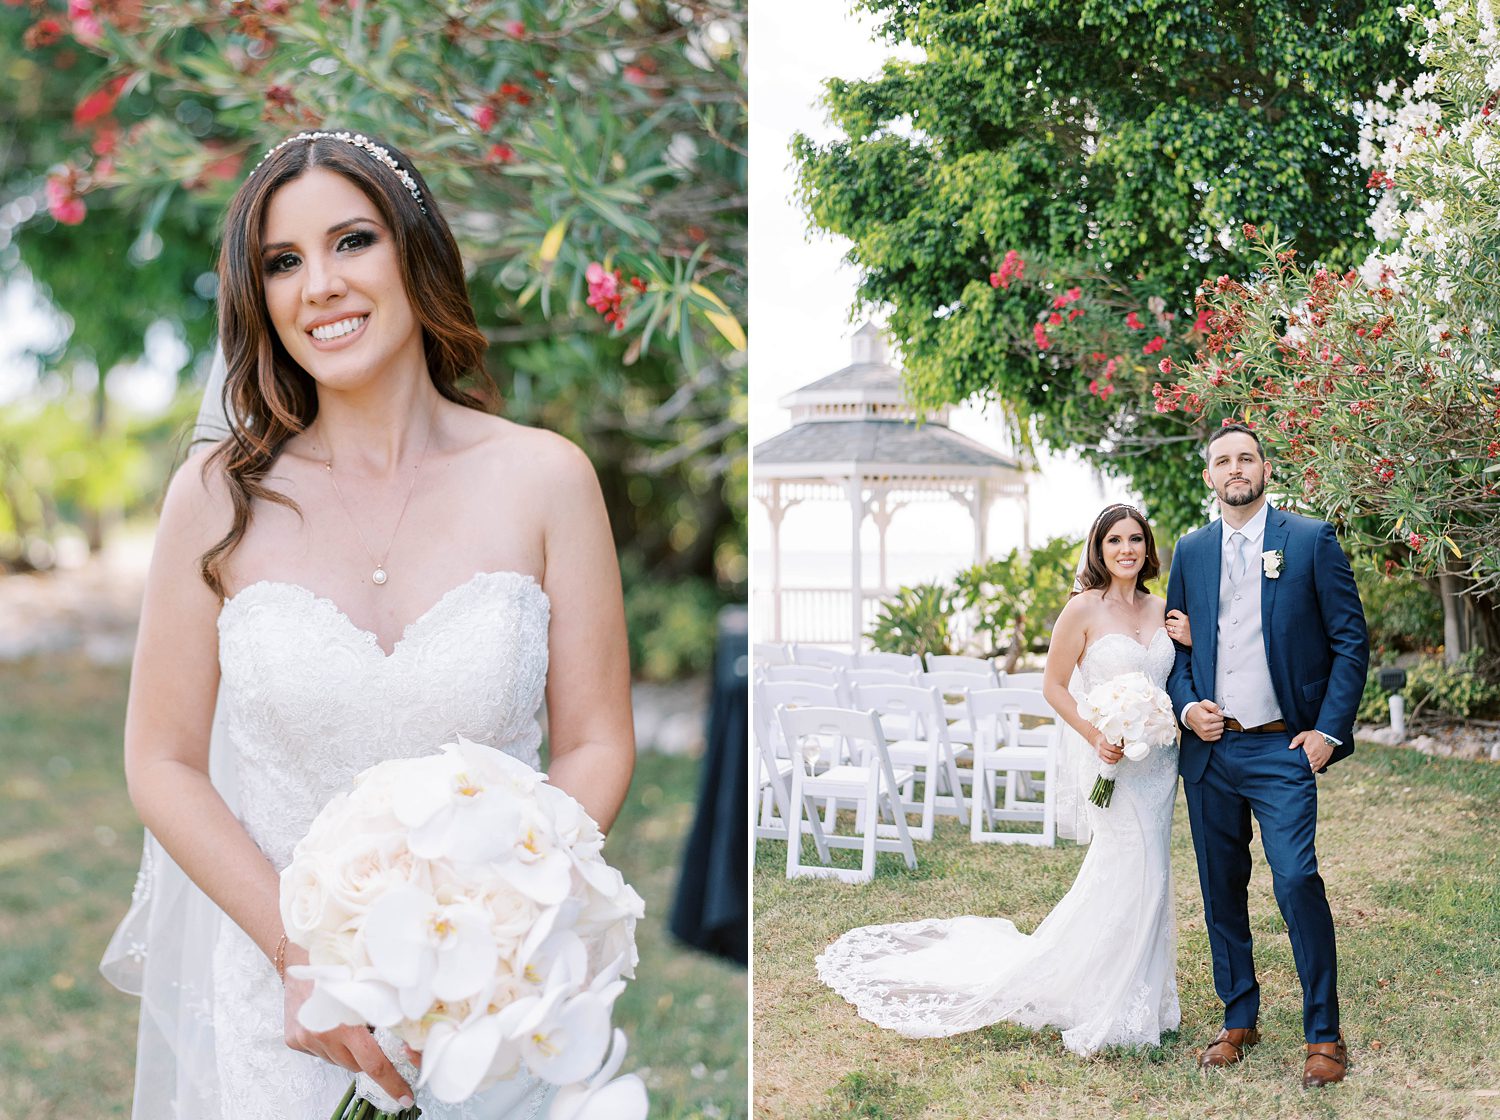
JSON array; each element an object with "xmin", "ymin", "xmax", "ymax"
[{"xmin": 1437, "ymin": 572, "xmax": 1500, "ymax": 664}]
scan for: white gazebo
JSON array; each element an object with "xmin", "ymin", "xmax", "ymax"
[{"xmin": 753, "ymin": 324, "xmax": 1031, "ymax": 648}]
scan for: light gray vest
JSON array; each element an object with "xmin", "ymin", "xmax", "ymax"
[{"xmin": 1214, "ymin": 528, "xmax": 1283, "ymax": 727}]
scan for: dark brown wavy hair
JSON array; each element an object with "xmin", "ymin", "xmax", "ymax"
[
  {"xmin": 199, "ymin": 133, "xmax": 494, "ymax": 598},
  {"xmin": 1076, "ymin": 503, "xmax": 1160, "ymax": 595}
]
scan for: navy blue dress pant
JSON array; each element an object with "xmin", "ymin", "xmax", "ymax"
[{"xmin": 1182, "ymin": 729, "xmax": 1339, "ymax": 1042}]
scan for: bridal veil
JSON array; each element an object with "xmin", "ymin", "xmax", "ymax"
[{"xmin": 99, "ymin": 347, "xmax": 234, "ymax": 1118}]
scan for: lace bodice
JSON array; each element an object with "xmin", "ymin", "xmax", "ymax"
[
  {"xmin": 1077, "ymin": 628, "xmax": 1176, "ymax": 693},
  {"xmin": 217, "ymin": 570, "xmax": 549, "ymax": 870},
  {"xmin": 210, "ymin": 570, "xmax": 555, "ymax": 1120}
]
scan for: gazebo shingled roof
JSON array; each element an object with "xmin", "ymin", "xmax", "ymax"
[{"xmin": 754, "ymin": 418, "xmax": 1022, "ymax": 472}]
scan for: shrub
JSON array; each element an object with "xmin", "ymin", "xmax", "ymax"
[
  {"xmin": 621, "ymin": 563, "xmax": 725, "ymax": 683},
  {"xmin": 1353, "ymin": 557, "xmax": 1443, "ymax": 655},
  {"xmin": 1359, "ymin": 649, "xmax": 1500, "ymax": 724},
  {"xmin": 866, "ymin": 583, "xmax": 953, "ymax": 660}
]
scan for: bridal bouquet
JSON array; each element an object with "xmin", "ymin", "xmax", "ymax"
[
  {"xmin": 279, "ymin": 737, "xmax": 647, "ymax": 1120},
  {"xmin": 1076, "ymin": 673, "xmax": 1178, "ymax": 807}
]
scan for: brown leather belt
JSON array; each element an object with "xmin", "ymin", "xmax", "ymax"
[{"xmin": 1223, "ymin": 717, "xmax": 1287, "ymax": 733}]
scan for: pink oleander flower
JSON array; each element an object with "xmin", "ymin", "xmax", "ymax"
[
  {"xmin": 1142, "ymin": 335, "xmax": 1165, "ymax": 354},
  {"xmin": 68, "ymin": 0, "xmax": 103, "ymax": 44},
  {"xmin": 585, "ymin": 263, "xmax": 621, "ymax": 313},
  {"xmin": 46, "ymin": 173, "xmax": 86, "ymax": 225},
  {"xmin": 1126, "ymin": 311, "xmax": 1144, "ymax": 330},
  {"xmin": 1033, "ymin": 321, "xmax": 1051, "ymax": 350}
]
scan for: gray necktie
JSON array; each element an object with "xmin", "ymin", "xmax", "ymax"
[{"xmin": 1229, "ymin": 530, "xmax": 1249, "ymax": 585}]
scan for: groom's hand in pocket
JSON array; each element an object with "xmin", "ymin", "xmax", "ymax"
[
  {"xmin": 1291, "ymin": 729, "xmax": 1334, "ymax": 771},
  {"xmin": 1184, "ymin": 700, "xmax": 1225, "ymax": 742}
]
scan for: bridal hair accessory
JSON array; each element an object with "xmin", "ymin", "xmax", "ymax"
[{"xmin": 254, "ymin": 131, "xmax": 428, "ymax": 214}]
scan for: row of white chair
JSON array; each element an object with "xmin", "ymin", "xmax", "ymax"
[
  {"xmin": 753, "ymin": 643, "xmax": 1028, "ymax": 685},
  {"xmin": 755, "ymin": 683, "xmax": 1062, "ymax": 883}
]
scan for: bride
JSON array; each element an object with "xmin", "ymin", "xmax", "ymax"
[
  {"xmin": 817, "ymin": 503, "xmax": 1186, "ymax": 1056},
  {"xmin": 100, "ymin": 133, "xmax": 635, "ymax": 1118}
]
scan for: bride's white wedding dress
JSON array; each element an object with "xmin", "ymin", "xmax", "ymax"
[
  {"xmin": 816, "ymin": 629, "xmax": 1180, "ymax": 1057},
  {"xmin": 104, "ymin": 570, "xmax": 558, "ymax": 1119}
]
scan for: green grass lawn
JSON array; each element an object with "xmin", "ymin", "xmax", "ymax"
[
  {"xmin": 754, "ymin": 748, "xmax": 1500, "ymax": 1119},
  {"xmin": 0, "ymin": 654, "xmax": 746, "ymax": 1120}
]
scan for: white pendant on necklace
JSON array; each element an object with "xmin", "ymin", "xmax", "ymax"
[{"xmin": 372, "ymin": 567, "xmax": 388, "ymax": 586}]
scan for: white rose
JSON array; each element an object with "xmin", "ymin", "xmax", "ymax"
[{"xmin": 280, "ymin": 852, "xmax": 346, "ymax": 944}]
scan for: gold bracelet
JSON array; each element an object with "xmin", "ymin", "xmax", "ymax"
[{"xmin": 274, "ymin": 933, "xmax": 288, "ymax": 983}]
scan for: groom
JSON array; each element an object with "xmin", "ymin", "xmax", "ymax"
[{"xmin": 1165, "ymin": 423, "xmax": 1368, "ymax": 1089}]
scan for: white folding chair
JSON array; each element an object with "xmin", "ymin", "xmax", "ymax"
[
  {"xmin": 758, "ymin": 678, "xmax": 848, "ymax": 830},
  {"xmin": 753, "ymin": 642, "xmax": 791, "ymax": 668},
  {"xmin": 762, "ymin": 663, "xmax": 848, "ymax": 702},
  {"xmin": 1002, "ymin": 670, "xmax": 1045, "ymax": 690},
  {"xmin": 856, "ymin": 651, "xmax": 923, "ymax": 673},
  {"xmin": 853, "ymin": 683, "xmax": 970, "ymax": 839},
  {"xmin": 919, "ymin": 669, "xmax": 987, "ymax": 747},
  {"xmin": 966, "ymin": 688, "xmax": 1059, "ymax": 846},
  {"xmin": 925, "ymin": 654, "xmax": 1002, "ymax": 685},
  {"xmin": 846, "ymin": 668, "xmax": 922, "ymax": 739},
  {"xmin": 752, "ymin": 678, "xmax": 796, "ymax": 843},
  {"xmin": 777, "ymin": 705, "xmax": 918, "ymax": 883},
  {"xmin": 794, "ymin": 646, "xmax": 859, "ymax": 671}
]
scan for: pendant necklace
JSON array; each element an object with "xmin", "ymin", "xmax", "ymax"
[{"xmin": 318, "ymin": 413, "xmax": 433, "ymax": 587}]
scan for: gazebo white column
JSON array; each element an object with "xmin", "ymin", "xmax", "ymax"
[
  {"xmin": 757, "ymin": 480, "xmax": 801, "ymax": 641},
  {"xmin": 848, "ymin": 475, "xmax": 865, "ymax": 651},
  {"xmin": 972, "ymin": 480, "xmax": 990, "ymax": 566},
  {"xmin": 868, "ymin": 484, "xmax": 904, "ymax": 593}
]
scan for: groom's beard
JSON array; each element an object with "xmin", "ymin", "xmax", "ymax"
[{"xmin": 1218, "ymin": 476, "xmax": 1265, "ymax": 507}]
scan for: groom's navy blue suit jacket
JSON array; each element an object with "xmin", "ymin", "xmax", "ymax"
[{"xmin": 1165, "ymin": 506, "xmax": 1369, "ymax": 784}]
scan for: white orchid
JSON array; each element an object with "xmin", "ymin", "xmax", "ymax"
[
  {"xmin": 548, "ymin": 1030, "xmax": 649, "ymax": 1120},
  {"xmin": 393, "ymin": 739, "xmax": 530, "ymax": 863},
  {"xmin": 363, "ymin": 886, "xmax": 500, "ymax": 1016},
  {"xmin": 289, "ymin": 963, "xmax": 404, "ymax": 1032}
]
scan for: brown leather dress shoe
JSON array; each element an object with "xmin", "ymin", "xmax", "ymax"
[
  {"xmin": 1199, "ymin": 1026, "xmax": 1261, "ymax": 1070},
  {"xmin": 1304, "ymin": 1031, "xmax": 1349, "ymax": 1088}
]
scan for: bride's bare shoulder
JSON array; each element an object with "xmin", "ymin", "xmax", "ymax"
[
  {"xmin": 458, "ymin": 412, "xmax": 599, "ymax": 495},
  {"xmin": 1060, "ymin": 588, "xmax": 1104, "ymax": 617},
  {"xmin": 1054, "ymin": 589, "xmax": 1103, "ymax": 633},
  {"xmin": 160, "ymin": 443, "xmax": 235, "ymax": 538}
]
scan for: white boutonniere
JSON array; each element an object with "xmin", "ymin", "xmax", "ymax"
[{"xmin": 1262, "ymin": 549, "xmax": 1284, "ymax": 578}]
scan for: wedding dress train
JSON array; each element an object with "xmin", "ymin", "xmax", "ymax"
[
  {"xmin": 816, "ymin": 629, "xmax": 1180, "ymax": 1056},
  {"xmin": 104, "ymin": 570, "xmax": 558, "ymax": 1119}
]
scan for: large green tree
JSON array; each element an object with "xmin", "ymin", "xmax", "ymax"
[{"xmin": 793, "ymin": 0, "xmax": 1419, "ymax": 539}]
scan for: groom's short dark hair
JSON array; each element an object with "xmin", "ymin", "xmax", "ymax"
[{"xmin": 1204, "ymin": 422, "xmax": 1266, "ymax": 464}]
